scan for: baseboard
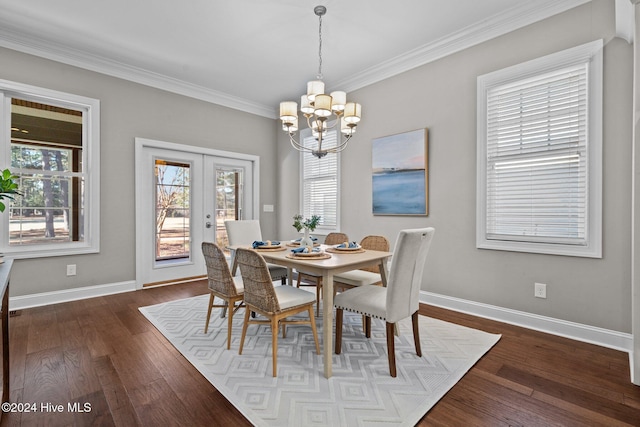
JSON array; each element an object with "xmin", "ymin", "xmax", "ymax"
[
  {"xmin": 9, "ymin": 280, "xmax": 137, "ymax": 311},
  {"xmin": 421, "ymin": 291, "xmax": 633, "ymax": 353}
]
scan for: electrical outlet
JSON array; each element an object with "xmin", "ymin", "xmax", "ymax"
[
  {"xmin": 534, "ymin": 282, "xmax": 547, "ymax": 299},
  {"xmin": 66, "ymin": 264, "xmax": 77, "ymax": 276}
]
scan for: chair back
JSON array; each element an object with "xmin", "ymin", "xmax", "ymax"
[
  {"xmin": 202, "ymin": 242, "xmax": 240, "ymax": 297},
  {"xmin": 325, "ymin": 232, "xmax": 349, "ymax": 245},
  {"xmin": 359, "ymin": 235, "xmax": 390, "ymax": 273},
  {"xmin": 225, "ymin": 220, "xmax": 263, "ymax": 246},
  {"xmin": 385, "ymin": 228, "xmax": 435, "ymax": 323},
  {"xmin": 235, "ymin": 248, "xmax": 280, "ymax": 313}
]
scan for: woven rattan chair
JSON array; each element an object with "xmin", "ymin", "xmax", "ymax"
[
  {"xmin": 335, "ymin": 228, "xmax": 435, "ymax": 377},
  {"xmin": 236, "ymin": 248, "xmax": 320, "ymax": 377},
  {"xmin": 202, "ymin": 242, "xmax": 244, "ymax": 350},
  {"xmin": 296, "ymin": 232, "xmax": 349, "ymax": 316},
  {"xmin": 334, "ymin": 235, "xmax": 390, "ymax": 293}
]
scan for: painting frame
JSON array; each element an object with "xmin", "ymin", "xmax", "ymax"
[{"xmin": 372, "ymin": 128, "xmax": 428, "ymax": 216}]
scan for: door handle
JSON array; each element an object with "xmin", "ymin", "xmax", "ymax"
[{"xmin": 206, "ymin": 221, "xmax": 212, "ymax": 228}]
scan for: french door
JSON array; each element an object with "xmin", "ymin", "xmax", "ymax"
[{"xmin": 135, "ymin": 138, "xmax": 257, "ymax": 288}]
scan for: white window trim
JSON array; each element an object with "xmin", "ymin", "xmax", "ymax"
[
  {"xmin": 0, "ymin": 79, "xmax": 100, "ymax": 258},
  {"xmin": 476, "ymin": 40, "xmax": 602, "ymax": 258},
  {"xmin": 299, "ymin": 126, "xmax": 341, "ymax": 234}
]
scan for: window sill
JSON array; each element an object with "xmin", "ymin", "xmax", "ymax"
[{"xmin": 476, "ymin": 238, "xmax": 601, "ymax": 259}]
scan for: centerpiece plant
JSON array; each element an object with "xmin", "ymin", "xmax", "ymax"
[{"xmin": 293, "ymin": 214, "xmax": 321, "ymax": 247}]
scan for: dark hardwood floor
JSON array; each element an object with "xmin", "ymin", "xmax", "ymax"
[{"xmin": 1, "ymin": 280, "xmax": 639, "ymax": 426}]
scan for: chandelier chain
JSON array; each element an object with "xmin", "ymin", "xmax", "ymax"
[{"xmin": 317, "ymin": 13, "xmax": 323, "ymax": 80}]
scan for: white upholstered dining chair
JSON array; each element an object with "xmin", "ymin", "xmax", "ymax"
[
  {"xmin": 334, "ymin": 227, "xmax": 435, "ymax": 377},
  {"xmin": 235, "ymin": 248, "xmax": 320, "ymax": 377},
  {"xmin": 225, "ymin": 220, "xmax": 288, "ymax": 285}
]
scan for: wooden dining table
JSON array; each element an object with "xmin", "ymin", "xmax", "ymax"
[{"xmin": 230, "ymin": 243, "xmax": 393, "ymax": 378}]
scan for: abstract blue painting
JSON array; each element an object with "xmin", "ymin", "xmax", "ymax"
[{"xmin": 372, "ymin": 129, "xmax": 428, "ymax": 215}]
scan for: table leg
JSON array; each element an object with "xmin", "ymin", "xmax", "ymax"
[
  {"xmin": 287, "ymin": 267, "xmax": 294, "ymax": 286},
  {"xmin": 322, "ymin": 271, "xmax": 334, "ymax": 378},
  {"xmin": 219, "ymin": 301, "xmax": 228, "ymax": 318},
  {"xmin": 379, "ymin": 260, "xmax": 388, "ymax": 286},
  {"xmin": 230, "ymin": 250, "xmax": 238, "ymax": 276}
]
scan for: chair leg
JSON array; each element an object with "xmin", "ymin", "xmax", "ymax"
[
  {"xmin": 204, "ymin": 293, "xmax": 215, "ymax": 334},
  {"xmin": 226, "ymin": 301, "xmax": 234, "ymax": 350},
  {"xmin": 271, "ymin": 317, "xmax": 279, "ymax": 377},
  {"xmin": 239, "ymin": 308, "xmax": 251, "ymax": 355},
  {"xmin": 335, "ymin": 308, "xmax": 343, "ymax": 354},
  {"xmin": 308, "ymin": 306, "xmax": 320, "ymax": 354},
  {"xmin": 386, "ymin": 322, "xmax": 397, "ymax": 377},
  {"xmin": 365, "ymin": 316, "xmax": 371, "ymax": 338},
  {"xmin": 412, "ymin": 311, "xmax": 422, "ymax": 357}
]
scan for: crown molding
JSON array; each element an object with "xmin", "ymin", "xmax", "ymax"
[
  {"xmin": 0, "ymin": 23, "xmax": 276, "ymax": 119},
  {"xmin": 336, "ymin": 0, "xmax": 592, "ymax": 93},
  {"xmin": 0, "ymin": 0, "xmax": 590, "ymax": 119}
]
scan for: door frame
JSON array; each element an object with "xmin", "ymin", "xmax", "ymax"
[{"xmin": 134, "ymin": 137, "xmax": 260, "ymax": 289}]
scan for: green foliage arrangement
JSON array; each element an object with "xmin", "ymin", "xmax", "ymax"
[
  {"xmin": 0, "ymin": 169, "xmax": 20, "ymax": 213},
  {"xmin": 292, "ymin": 214, "xmax": 321, "ymax": 232}
]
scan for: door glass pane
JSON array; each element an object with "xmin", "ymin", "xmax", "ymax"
[
  {"xmin": 155, "ymin": 160, "xmax": 190, "ymax": 262},
  {"xmin": 215, "ymin": 168, "xmax": 243, "ymax": 249}
]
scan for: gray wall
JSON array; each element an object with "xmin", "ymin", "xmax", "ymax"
[
  {"xmin": 279, "ymin": 0, "xmax": 633, "ymax": 333},
  {"xmin": 631, "ymin": 0, "xmax": 640, "ymax": 385},
  {"xmin": 0, "ymin": 46, "xmax": 280, "ymax": 297},
  {"xmin": 0, "ymin": 1, "xmax": 633, "ymax": 335}
]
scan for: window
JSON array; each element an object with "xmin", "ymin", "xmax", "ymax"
[
  {"xmin": 476, "ymin": 40, "xmax": 602, "ymax": 258},
  {"xmin": 0, "ymin": 80, "xmax": 100, "ymax": 258},
  {"xmin": 300, "ymin": 127, "xmax": 340, "ymax": 232}
]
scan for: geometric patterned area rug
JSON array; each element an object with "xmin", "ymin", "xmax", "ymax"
[{"xmin": 139, "ymin": 294, "xmax": 500, "ymax": 427}]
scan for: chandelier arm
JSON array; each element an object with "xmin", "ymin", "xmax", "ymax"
[
  {"xmin": 288, "ymin": 134, "xmax": 315, "ymax": 153},
  {"xmin": 332, "ymin": 134, "xmax": 353, "ymax": 153}
]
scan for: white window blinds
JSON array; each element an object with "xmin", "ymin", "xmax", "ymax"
[
  {"xmin": 485, "ymin": 64, "xmax": 588, "ymax": 245},
  {"xmin": 477, "ymin": 40, "xmax": 602, "ymax": 258},
  {"xmin": 301, "ymin": 129, "xmax": 339, "ymax": 230}
]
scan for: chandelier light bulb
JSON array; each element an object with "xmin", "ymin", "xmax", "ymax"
[
  {"xmin": 284, "ymin": 117, "xmax": 299, "ymax": 132},
  {"xmin": 343, "ymin": 102, "xmax": 361, "ymax": 124},
  {"xmin": 300, "ymin": 95, "xmax": 314, "ymax": 114},
  {"xmin": 330, "ymin": 91, "xmax": 346, "ymax": 112},
  {"xmin": 313, "ymin": 94, "xmax": 333, "ymax": 117},
  {"xmin": 279, "ymin": 101, "xmax": 298, "ymax": 122},
  {"xmin": 307, "ymin": 80, "xmax": 325, "ymax": 102}
]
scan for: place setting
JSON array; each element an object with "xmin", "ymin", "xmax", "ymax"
[
  {"xmin": 251, "ymin": 240, "xmax": 286, "ymax": 252},
  {"xmin": 286, "ymin": 237, "xmax": 320, "ymax": 247},
  {"xmin": 285, "ymin": 244, "xmax": 331, "ymax": 260},
  {"xmin": 325, "ymin": 241, "xmax": 366, "ymax": 254}
]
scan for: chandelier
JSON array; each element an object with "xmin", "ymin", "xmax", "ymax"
[{"xmin": 279, "ymin": 5, "xmax": 362, "ymax": 159}]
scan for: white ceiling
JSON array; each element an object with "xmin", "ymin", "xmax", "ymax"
[{"xmin": 0, "ymin": 0, "xmax": 590, "ymax": 118}]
